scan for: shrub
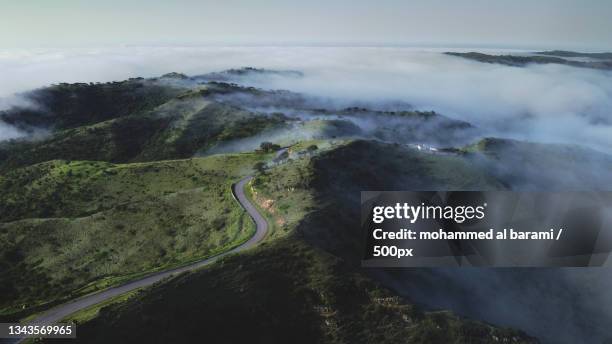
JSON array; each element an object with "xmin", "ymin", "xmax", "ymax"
[
  {"xmin": 260, "ymin": 142, "xmax": 281, "ymax": 152},
  {"xmin": 253, "ymin": 162, "xmax": 266, "ymax": 174},
  {"xmin": 307, "ymin": 144, "xmax": 318, "ymax": 152}
]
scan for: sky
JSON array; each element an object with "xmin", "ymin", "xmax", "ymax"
[{"xmin": 0, "ymin": 0, "xmax": 611, "ymax": 50}]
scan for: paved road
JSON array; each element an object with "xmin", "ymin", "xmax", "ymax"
[{"xmin": 5, "ymin": 176, "xmax": 267, "ymax": 343}]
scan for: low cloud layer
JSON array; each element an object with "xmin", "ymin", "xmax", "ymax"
[{"xmin": 1, "ymin": 46, "xmax": 611, "ymax": 152}]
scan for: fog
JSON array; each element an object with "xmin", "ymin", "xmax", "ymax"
[
  {"xmin": 1, "ymin": 46, "xmax": 612, "ymax": 342},
  {"xmin": 206, "ymin": 90, "xmax": 480, "ymax": 149},
  {"xmin": 0, "ymin": 122, "xmax": 23, "ymax": 141}
]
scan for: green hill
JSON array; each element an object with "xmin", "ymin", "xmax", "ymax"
[
  {"xmin": 0, "ymin": 78, "xmax": 183, "ymax": 131},
  {"xmin": 0, "ymin": 153, "xmax": 264, "ymax": 318},
  {"xmin": 252, "ymin": 140, "xmax": 505, "ymax": 264},
  {"xmin": 0, "ymin": 83, "xmax": 285, "ymax": 172}
]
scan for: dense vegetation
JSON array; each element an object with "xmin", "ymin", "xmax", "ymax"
[{"xmin": 0, "ymin": 79, "xmax": 181, "ymax": 131}]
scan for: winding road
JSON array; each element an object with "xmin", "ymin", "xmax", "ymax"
[{"xmin": 7, "ymin": 175, "xmax": 267, "ymax": 343}]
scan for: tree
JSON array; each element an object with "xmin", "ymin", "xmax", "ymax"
[
  {"xmin": 253, "ymin": 161, "xmax": 266, "ymax": 174},
  {"xmin": 277, "ymin": 151, "xmax": 289, "ymax": 160}
]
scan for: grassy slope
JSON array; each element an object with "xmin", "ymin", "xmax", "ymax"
[
  {"xmin": 57, "ymin": 140, "xmax": 535, "ymax": 344},
  {"xmin": 0, "ymin": 153, "xmax": 265, "ymax": 318},
  {"xmin": 0, "ymin": 83, "xmax": 284, "ymax": 172},
  {"xmin": 135, "ymin": 96, "xmax": 285, "ymax": 161}
]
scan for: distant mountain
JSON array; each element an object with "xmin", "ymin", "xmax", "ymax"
[
  {"xmin": 194, "ymin": 67, "xmax": 304, "ymax": 83},
  {"xmin": 446, "ymin": 51, "xmax": 612, "ymax": 70},
  {"xmin": 535, "ymin": 50, "xmax": 612, "ymax": 59}
]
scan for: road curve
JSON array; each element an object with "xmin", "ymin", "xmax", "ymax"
[{"xmin": 8, "ymin": 175, "xmax": 266, "ymax": 343}]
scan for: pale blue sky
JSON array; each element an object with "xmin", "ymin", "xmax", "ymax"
[{"xmin": 0, "ymin": 0, "xmax": 611, "ymax": 50}]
